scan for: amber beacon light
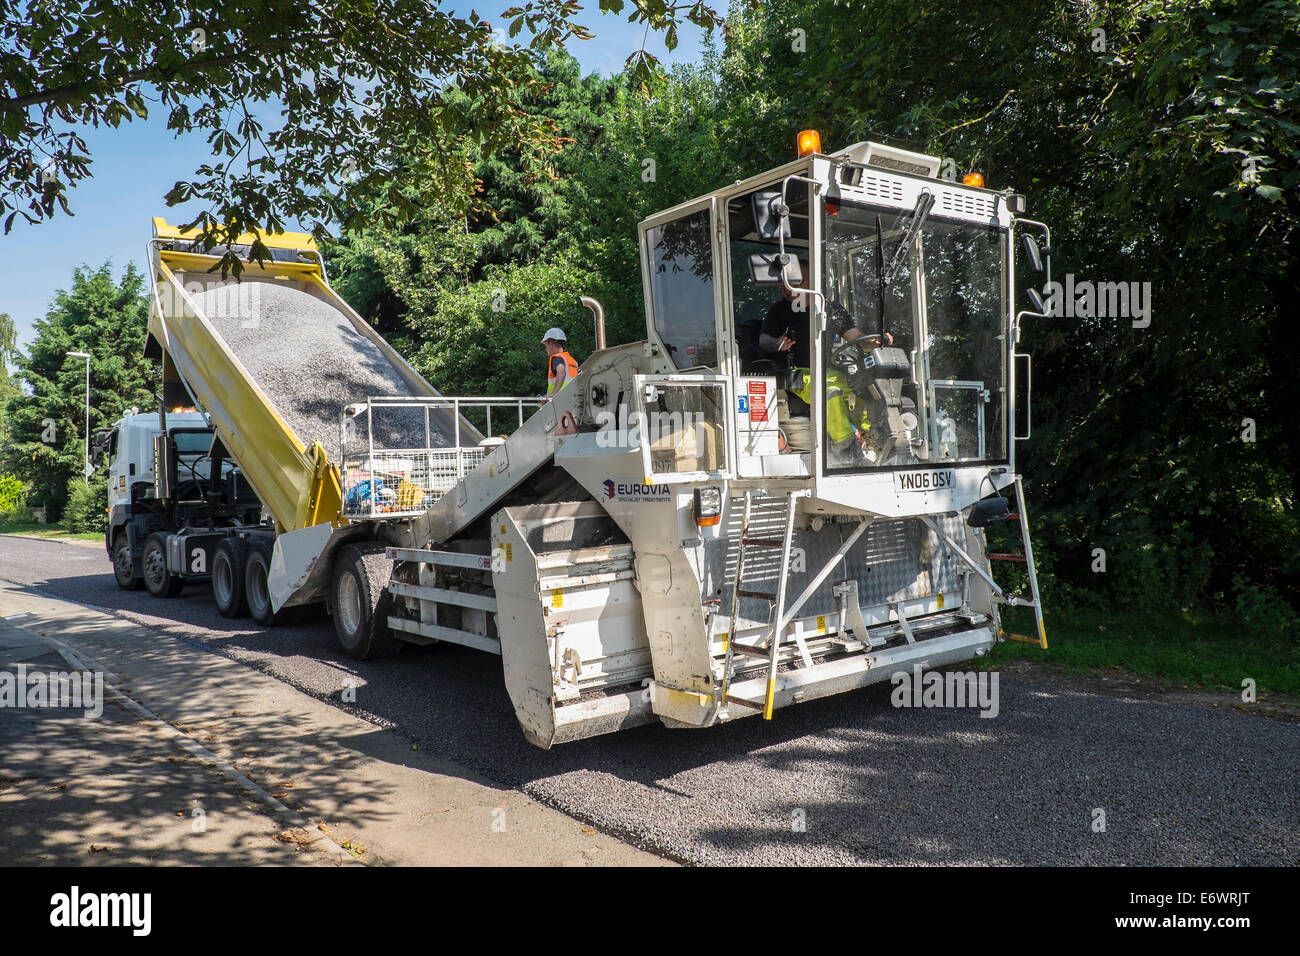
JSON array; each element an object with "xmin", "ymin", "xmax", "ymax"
[
  {"xmin": 797, "ymin": 129, "xmax": 822, "ymax": 157},
  {"xmin": 962, "ymin": 171, "xmax": 986, "ymax": 188}
]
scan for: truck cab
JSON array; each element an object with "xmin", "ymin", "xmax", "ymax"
[{"xmin": 100, "ymin": 411, "xmax": 264, "ymax": 593}]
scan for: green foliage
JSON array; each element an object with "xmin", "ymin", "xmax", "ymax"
[
  {"xmin": 0, "ymin": 472, "xmax": 24, "ymax": 510},
  {"xmin": 323, "ymin": 51, "xmax": 623, "ymax": 344},
  {"xmin": 1233, "ymin": 574, "xmax": 1298, "ymax": 641},
  {"xmin": 1103, "ymin": 520, "xmax": 1215, "ymax": 611},
  {"xmin": 993, "ymin": 604, "xmax": 1300, "ymax": 698},
  {"xmin": 326, "ymin": 50, "xmax": 743, "ymax": 394},
  {"xmin": 0, "ymin": 263, "xmax": 155, "ymax": 521},
  {"xmin": 0, "ymin": 312, "xmax": 18, "ymax": 451},
  {"xmin": 412, "ymin": 257, "xmax": 604, "ymax": 398},
  {"xmin": 0, "ymin": 311, "xmax": 15, "ymax": 364},
  {"xmin": 62, "ymin": 474, "xmax": 107, "ymax": 535}
]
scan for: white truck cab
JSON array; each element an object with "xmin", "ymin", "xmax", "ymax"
[
  {"xmin": 104, "ymin": 411, "xmax": 207, "ymax": 510},
  {"xmin": 101, "ymin": 410, "xmax": 268, "ymax": 597}
]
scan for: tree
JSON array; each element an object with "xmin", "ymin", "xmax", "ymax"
[
  {"xmin": 1, "ymin": 263, "xmax": 155, "ymax": 519},
  {"xmin": 1, "ymin": 0, "xmax": 720, "ymax": 271},
  {"xmin": 410, "ymin": 256, "xmax": 605, "ymax": 399},
  {"xmin": 0, "ymin": 311, "xmax": 18, "ymax": 452},
  {"xmin": 324, "ymin": 50, "xmax": 621, "ymax": 348},
  {"xmin": 0, "ymin": 311, "xmax": 15, "ymax": 361}
]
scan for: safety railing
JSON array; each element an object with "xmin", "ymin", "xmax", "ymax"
[{"xmin": 339, "ymin": 396, "xmax": 544, "ymax": 519}]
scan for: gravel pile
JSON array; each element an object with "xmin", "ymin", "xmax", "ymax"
[{"xmin": 192, "ymin": 275, "xmax": 452, "ymax": 463}]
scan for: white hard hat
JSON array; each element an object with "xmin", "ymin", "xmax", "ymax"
[{"xmin": 541, "ymin": 327, "xmax": 567, "ymax": 343}]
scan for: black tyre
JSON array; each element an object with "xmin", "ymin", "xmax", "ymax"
[
  {"xmin": 111, "ymin": 530, "xmax": 143, "ymax": 591},
  {"xmin": 142, "ymin": 532, "xmax": 184, "ymax": 598},
  {"xmin": 212, "ymin": 537, "xmax": 250, "ymax": 618},
  {"xmin": 244, "ymin": 538, "xmax": 287, "ymax": 626},
  {"xmin": 329, "ymin": 543, "xmax": 399, "ymax": 659}
]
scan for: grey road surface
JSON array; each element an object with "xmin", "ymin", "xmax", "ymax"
[{"xmin": 2, "ymin": 533, "xmax": 1295, "ymax": 865}]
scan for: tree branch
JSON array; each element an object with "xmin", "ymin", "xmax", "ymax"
[
  {"xmin": 939, "ymin": 88, "xmax": 1016, "ymax": 137},
  {"xmin": 0, "ymin": 34, "xmax": 338, "ymax": 114}
]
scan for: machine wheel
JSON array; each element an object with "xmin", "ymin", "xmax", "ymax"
[
  {"xmin": 142, "ymin": 532, "xmax": 184, "ymax": 598},
  {"xmin": 212, "ymin": 537, "xmax": 250, "ymax": 618},
  {"xmin": 112, "ymin": 530, "xmax": 143, "ymax": 591},
  {"xmin": 244, "ymin": 538, "xmax": 286, "ymax": 626},
  {"xmin": 329, "ymin": 543, "xmax": 399, "ymax": 659}
]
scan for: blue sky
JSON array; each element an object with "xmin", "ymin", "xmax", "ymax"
[{"xmin": 1, "ymin": 6, "xmax": 708, "ymax": 360}]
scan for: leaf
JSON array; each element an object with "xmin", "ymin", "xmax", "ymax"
[{"xmin": 124, "ymin": 89, "xmax": 149, "ymax": 119}]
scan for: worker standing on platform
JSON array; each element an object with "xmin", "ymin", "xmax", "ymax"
[{"xmin": 542, "ymin": 328, "xmax": 579, "ymax": 398}]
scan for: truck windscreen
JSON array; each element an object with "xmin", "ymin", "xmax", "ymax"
[
  {"xmin": 173, "ymin": 431, "xmax": 212, "ymax": 456},
  {"xmin": 172, "ymin": 429, "xmax": 237, "ymax": 483}
]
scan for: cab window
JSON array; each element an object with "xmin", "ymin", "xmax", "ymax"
[{"xmin": 646, "ymin": 209, "xmax": 717, "ymax": 369}]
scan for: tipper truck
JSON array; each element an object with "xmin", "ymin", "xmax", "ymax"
[{"xmin": 108, "ymin": 135, "xmax": 1051, "ymax": 747}]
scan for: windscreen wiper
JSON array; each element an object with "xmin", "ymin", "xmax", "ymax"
[
  {"xmin": 882, "ymin": 190, "xmax": 935, "ymax": 288},
  {"xmin": 876, "ymin": 214, "xmax": 888, "ymax": 340},
  {"xmin": 875, "ymin": 190, "xmax": 934, "ymax": 342}
]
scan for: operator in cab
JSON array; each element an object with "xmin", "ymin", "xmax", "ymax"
[
  {"xmin": 759, "ymin": 267, "xmax": 892, "ymax": 465},
  {"xmin": 542, "ymin": 327, "xmax": 579, "ymax": 399}
]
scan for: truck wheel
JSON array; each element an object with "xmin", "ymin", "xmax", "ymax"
[
  {"xmin": 142, "ymin": 533, "xmax": 184, "ymax": 598},
  {"xmin": 112, "ymin": 531, "xmax": 143, "ymax": 591},
  {"xmin": 244, "ymin": 538, "xmax": 286, "ymax": 626},
  {"xmin": 212, "ymin": 538, "xmax": 250, "ymax": 618},
  {"xmin": 330, "ymin": 543, "xmax": 399, "ymax": 659}
]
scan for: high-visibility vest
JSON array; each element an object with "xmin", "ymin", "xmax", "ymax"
[{"xmin": 547, "ymin": 350, "xmax": 579, "ymax": 394}]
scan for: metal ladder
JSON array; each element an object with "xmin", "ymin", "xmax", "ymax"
[
  {"xmin": 719, "ymin": 491, "xmax": 805, "ymax": 719},
  {"xmin": 987, "ymin": 476, "xmax": 1048, "ymax": 650}
]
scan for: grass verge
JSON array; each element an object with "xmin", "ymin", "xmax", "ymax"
[
  {"xmin": 0, "ymin": 521, "xmax": 104, "ymax": 544},
  {"xmin": 990, "ymin": 604, "xmax": 1300, "ymax": 699}
]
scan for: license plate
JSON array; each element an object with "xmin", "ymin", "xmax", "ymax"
[{"xmin": 893, "ymin": 469, "xmax": 956, "ymax": 493}]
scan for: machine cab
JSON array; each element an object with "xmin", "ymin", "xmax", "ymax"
[{"xmin": 637, "ymin": 138, "xmax": 1041, "ymax": 517}]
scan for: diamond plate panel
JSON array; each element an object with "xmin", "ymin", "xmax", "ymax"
[{"xmin": 703, "ymin": 498, "xmax": 967, "ymax": 628}]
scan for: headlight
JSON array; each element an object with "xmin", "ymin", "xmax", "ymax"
[{"xmin": 694, "ymin": 486, "xmax": 722, "ymax": 527}]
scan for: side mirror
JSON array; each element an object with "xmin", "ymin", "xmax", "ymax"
[
  {"xmin": 753, "ymin": 190, "xmax": 791, "ymax": 240},
  {"xmin": 748, "ymin": 252, "xmax": 803, "ymax": 285},
  {"xmin": 1021, "ymin": 232, "xmax": 1044, "ymax": 273},
  {"xmin": 90, "ymin": 427, "xmax": 114, "ymax": 460},
  {"xmin": 1026, "ymin": 287, "xmax": 1047, "ymax": 315},
  {"xmin": 967, "ymin": 496, "xmax": 1011, "ymax": 527}
]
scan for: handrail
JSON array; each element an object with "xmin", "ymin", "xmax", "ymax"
[{"xmin": 340, "ymin": 395, "xmax": 545, "ymax": 520}]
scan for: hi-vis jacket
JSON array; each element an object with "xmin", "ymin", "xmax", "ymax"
[{"xmin": 547, "ymin": 350, "xmax": 579, "ymax": 394}]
